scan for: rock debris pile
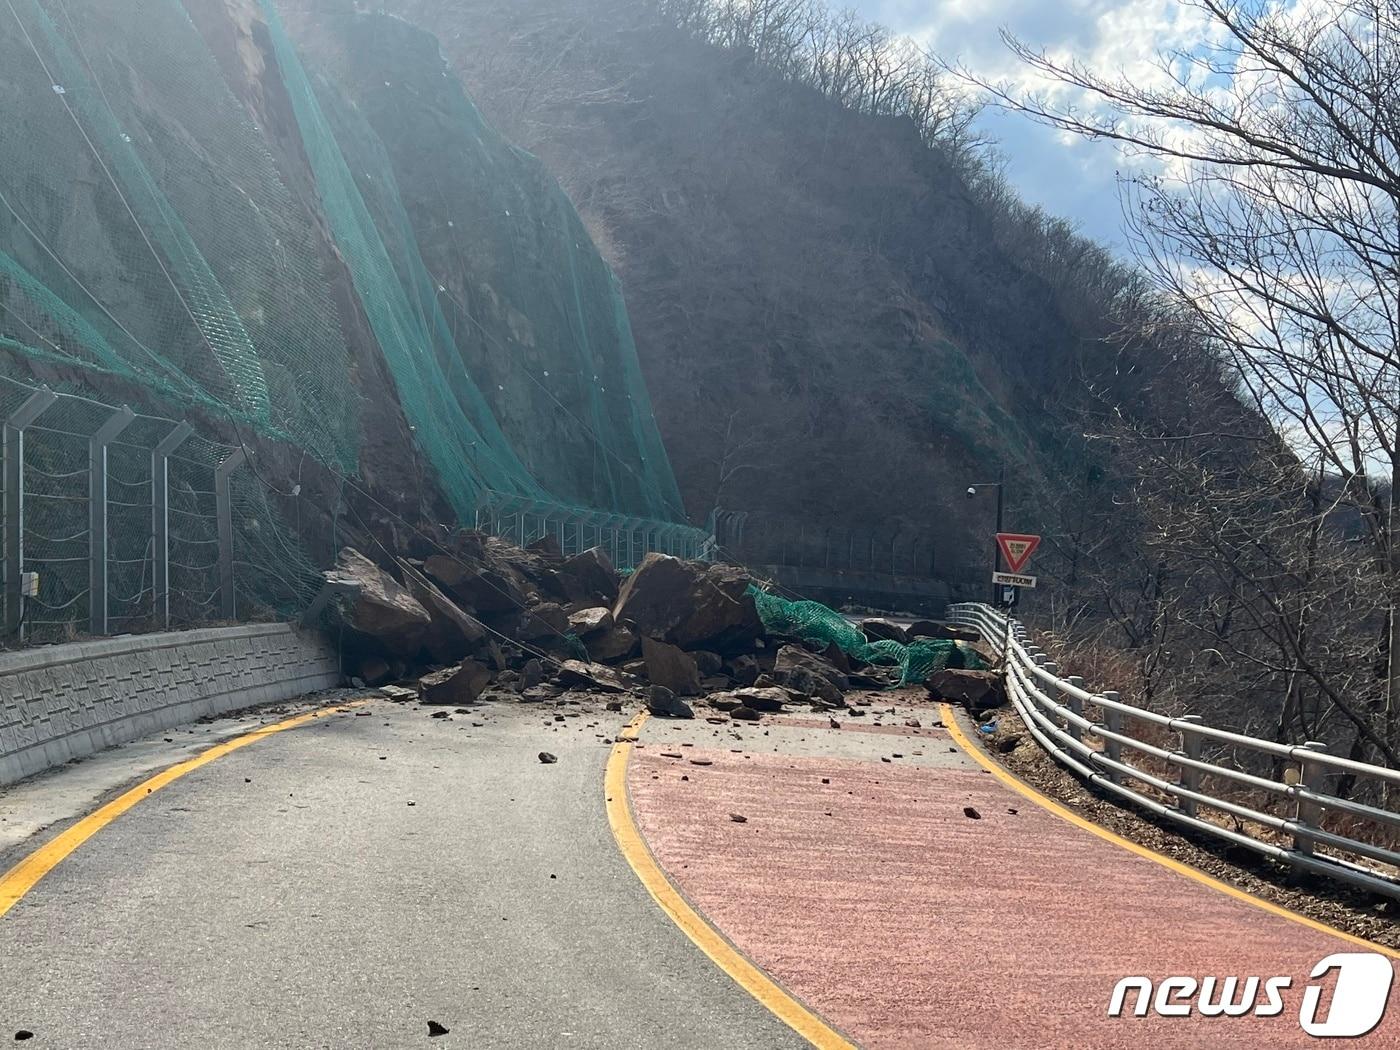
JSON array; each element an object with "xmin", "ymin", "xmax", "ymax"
[{"xmin": 318, "ymin": 534, "xmax": 998, "ymax": 720}]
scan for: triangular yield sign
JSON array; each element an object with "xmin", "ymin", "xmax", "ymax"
[{"xmin": 996, "ymin": 533, "xmax": 1040, "ymax": 574}]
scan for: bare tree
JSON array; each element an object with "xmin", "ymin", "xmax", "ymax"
[{"xmin": 956, "ymin": 0, "xmax": 1400, "ymax": 763}]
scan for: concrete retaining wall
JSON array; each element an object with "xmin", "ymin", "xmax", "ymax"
[{"xmin": 0, "ymin": 624, "xmax": 342, "ymax": 786}]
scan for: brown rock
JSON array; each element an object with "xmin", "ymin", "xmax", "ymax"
[
  {"xmin": 517, "ymin": 602, "xmax": 569, "ymax": 641},
  {"xmin": 557, "ymin": 660, "xmax": 634, "ymax": 693},
  {"xmin": 642, "ymin": 636, "xmax": 701, "ymax": 696},
  {"xmin": 727, "ymin": 686, "xmax": 787, "ymax": 712},
  {"xmin": 559, "ymin": 546, "xmax": 620, "ymax": 604},
  {"xmin": 861, "ymin": 618, "xmax": 908, "ymax": 644},
  {"xmin": 323, "ymin": 548, "xmax": 432, "ymax": 656},
  {"xmin": 398, "ymin": 559, "xmax": 486, "ymax": 662},
  {"xmin": 356, "ymin": 655, "xmax": 392, "ymax": 686},
  {"xmin": 418, "ymin": 660, "xmax": 492, "ymax": 705},
  {"xmin": 588, "ymin": 624, "xmax": 639, "ymax": 662},
  {"xmin": 773, "ymin": 644, "xmax": 847, "ymax": 703},
  {"xmin": 568, "ymin": 606, "xmax": 614, "ymax": 638},
  {"xmin": 730, "ymin": 706, "xmax": 762, "ymax": 721},
  {"xmin": 925, "ymin": 668, "xmax": 1004, "ymax": 712},
  {"xmin": 646, "ymin": 685, "xmax": 695, "ymax": 719},
  {"xmin": 423, "ymin": 541, "xmax": 532, "ymax": 613},
  {"xmin": 725, "ymin": 654, "xmax": 761, "ymax": 685},
  {"xmin": 612, "ymin": 554, "xmax": 761, "ymax": 653}
]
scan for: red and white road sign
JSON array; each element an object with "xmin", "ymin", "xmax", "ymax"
[{"xmin": 995, "ymin": 533, "xmax": 1040, "ymax": 574}]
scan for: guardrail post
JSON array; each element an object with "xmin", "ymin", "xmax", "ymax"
[
  {"xmin": 215, "ymin": 448, "xmax": 247, "ymax": 621},
  {"xmin": 1293, "ymin": 741, "xmax": 1329, "ymax": 856},
  {"xmin": 1102, "ymin": 692, "xmax": 1123, "ymax": 784},
  {"xmin": 151, "ymin": 422, "xmax": 193, "ymax": 629},
  {"xmin": 1177, "ymin": 715, "xmax": 1204, "ymax": 817},
  {"xmin": 88, "ymin": 406, "xmax": 136, "ymax": 635},
  {"xmin": 1065, "ymin": 675, "xmax": 1085, "ymax": 743},
  {"xmin": 1040, "ymin": 660, "xmax": 1060, "ymax": 719}
]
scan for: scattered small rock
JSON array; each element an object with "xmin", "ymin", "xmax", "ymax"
[
  {"xmin": 729, "ymin": 813, "xmax": 748, "ymax": 823},
  {"xmin": 538, "ymin": 752, "xmax": 558, "ymax": 764},
  {"xmin": 428, "ymin": 1020, "xmax": 450, "ymax": 1037},
  {"xmin": 963, "ymin": 806, "xmax": 981, "ymax": 820}
]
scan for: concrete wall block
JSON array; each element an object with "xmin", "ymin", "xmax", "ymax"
[{"xmin": 0, "ymin": 624, "xmax": 340, "ymax": 784}]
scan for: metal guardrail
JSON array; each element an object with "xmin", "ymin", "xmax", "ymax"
[{"xmin": 948, "ymin": 602, "xmax": 1400, "ymax": 901}]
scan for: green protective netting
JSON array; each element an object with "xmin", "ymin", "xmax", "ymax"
[
  {"xmin": 748, "ymin": 586, "xmax": 987, "ymax": 685},
  {"xmin": 0, "ymin": 0, "xmax": 688, "ymax": 531},
  {"xmin": 261, "ymin": 4, "xmax": 687, "ymax": 523},
  {"xmin": 0, "ymin": 0, "xmax": 358, "ymax": 469}
]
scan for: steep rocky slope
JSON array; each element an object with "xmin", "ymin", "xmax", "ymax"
[
  {"xmin": 0, "ymin": 0, "xmax": 683, "ymax": 563},
  {"xmin": 367, "ymin": 0, "xmax": 1098, "ymax": 565}
]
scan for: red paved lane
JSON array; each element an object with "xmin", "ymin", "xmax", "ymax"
[{"xmin": 627, "ymin": 708, "xmax": 1400, "ymax": 1048}]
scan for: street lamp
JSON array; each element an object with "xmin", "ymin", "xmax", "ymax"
[{"xmin": 966, "ymin": 464, "xmax": 1005, "ymax": 603}]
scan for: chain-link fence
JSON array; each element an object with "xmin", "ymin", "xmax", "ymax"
[
  {"xmin": 0, "ymin": 375, "xmax": 322, "ymax": 647},
  {"xmin": 473, "ymin": 489, "xmax": 714, "ymax": 570}
]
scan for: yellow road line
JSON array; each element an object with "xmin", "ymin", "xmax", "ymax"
[
  {"xmin": 939, "ymin": 702, "xmax": 1400, "ymax": 960},
  {"xmin": 604, "ymin": 712, "xmax": 856, "ymax": 1049},
  {"xmin": 0, "ymin": 702, "xmax": 362, "ymax": 920}
]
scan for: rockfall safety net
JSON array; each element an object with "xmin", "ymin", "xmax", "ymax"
[
  {"xmin": 748, "ymin": 586, "xmax": 987, "ymax": 685},
  {"xmin": 0, "ymin": 0, "xmax": 687, "ymax": 531}
]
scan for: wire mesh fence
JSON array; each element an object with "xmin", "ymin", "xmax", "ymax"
[
  {"xmin": 473, "ymin": 489, "xmax": 714, "ymax": 570},
  {"xmin": 0, "ymin": 374, "xmax": 322, "ymax": 647}
]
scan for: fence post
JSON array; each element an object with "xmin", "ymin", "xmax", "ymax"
[
  {"xmin": 88, "ymin": 406, "xmax": 136, "ymax": 635},
  {"xmin": 151, "ymin": 422, "xmax": 193, "ymax": 629},
  {"xmin": 1177, "ymin": 715, "xmax": 1204, "ymax": 817},
  {"xmin": 4, "ymin": 386, "xmax": 57, "ymax": 637},
  {"xmin": 1102, "ymin": 691, "xmax": 1123, "ymax": 785},
  {"xmin": 215, "ymin": 448, "xmax": 247, "ymax": 621},
  {"xmin": 1293, "ymin": 741, "xmax": 1329, "ymax": 856},
  {"xmin": 1065, "ymin": 675, "xmax": 1085, "ymax": 744}
]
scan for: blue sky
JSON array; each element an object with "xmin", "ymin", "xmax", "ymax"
[{"xmin": 859, "ymin": 0, "xmax": 1209, "ymax": 252}]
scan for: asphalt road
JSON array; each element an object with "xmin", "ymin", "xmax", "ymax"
[{"xmin": 0, "ymin": 694, "xmax": 806, "ymax": 1049}]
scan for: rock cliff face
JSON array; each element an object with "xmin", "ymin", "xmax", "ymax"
[{"xmin": 0, "ymin": 0, "xmax": 684, "ymax": 546}]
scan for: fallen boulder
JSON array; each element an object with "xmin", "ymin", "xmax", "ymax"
[
  {"xmin": 861, "ymin": 618, "xmax": 908, "ymax": 644},
  {"xmin": 773, "ymin": 644, "xmax": 848, "ymax": 703},
  {"xmin": 398, "ymin": 559, "xmax": 486, "ymax": 662},
  {"xmin": 612, "ymin": 554, "xmax": 762, "ymax": 653},
  {"xmin": 647, "ymin": 685, "xmax": 695, "ymax": 719},
  {"xmin": 323, "ymin": 548, "xmax": 432, "ymax": 657},
  {"xmin": 556, "ymin": 660, "xmax": 634, "ymax": 693},
  {"xmin": 423, "ymin": 531, "xmax": 540, "ymax": 614},
  {"xmin": 559, "ymin": 546, "xmax": 621, "ymax": 604},
  {"xmin": 568, "ymin": 606, "xmax": 614, "ymax": 637},
  {"xmin": 516, "ymin": 602, "xmax": 570, "ymax": 642},
  {"xmin": 926, "ymin": 668, "xmax": 1004, "ymax": 712},
  {"xmin": 588, "ymin": 623, "xmax": 639, "ymax": 662},
  {"xmin": 418, "ymin": 660, "xmax": 492, "ymax": 705},
  {"xmin": 642, "ymin": 637, "xmax": 702, "ymax": 696},
  {"xmin": 725, "ymin": 654, "xmax": 761, "ymax": 686},
  {"xmin": 727, "ymin": 686, "xmax": 788, "ymax": 712}
]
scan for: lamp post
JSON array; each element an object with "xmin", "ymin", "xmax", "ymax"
[{"xmin": 966, "ymin": 463, "xmax": 1005, "ymax": 603}]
